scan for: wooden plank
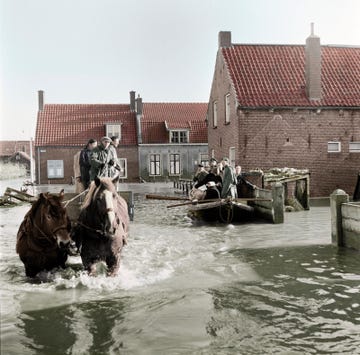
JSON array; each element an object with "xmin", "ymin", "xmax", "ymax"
[
  {"xmin": 146, "ymin": 194, "xmax": 189, "ymax": 201},
  {"xmin": 4, "ymin": 187, "xmax": 36, "ymax": 203}
]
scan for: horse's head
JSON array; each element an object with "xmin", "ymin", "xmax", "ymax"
[
  {"xmin": 86, "ymin": 176, "xmax": 120, "ymax": 236},
  {"xmin": 32, "ymin": 190, "xmax": 72, "ymax": 248}
]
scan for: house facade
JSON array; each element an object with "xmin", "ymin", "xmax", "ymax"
[
  {"xmin": 138, "ymin": 102, "xmax": 208, "ymax": 181},
  {"xmin": 34, "ymin": 91, "xmax": 208, "ymax": 184},
  {"xmin": 208, "ymin": 29, "xmax": 360, "ymax": 197},
  {"xmin": 35, "ymin": 91, "xmax": 139, "ymax": 184}
]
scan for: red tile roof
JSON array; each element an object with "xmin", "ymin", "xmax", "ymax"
[
  {"xmin": 35, "ymin": 104, "xmax": 137, "ymax": 146},
  {"xmin": 222, "ymin": 45, "xmax": 360, "ymax": 107},
  {"xmin": 142, "ymin": 103, "xmax": 208, "ymax": 143}
]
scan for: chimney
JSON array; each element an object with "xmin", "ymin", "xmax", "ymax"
[
  {"xmin": 305, "ymin": 23, "xmax": 321, "ymax": 100},
  {"xmin": 135, "ymin": 95, "xmax": 143, "ymax": 144},
  {"xmin": 135, "ymin": 94, "xmax": 143, "ymax": 115},
  {"xmin": 38, "ymin": 90, "xmax": 44, "ymax": 111},
  {"xmin": 130, "ymin": 90, "xmax": 136, "ymax": 111},
  {"xmin": 218, "ymin": 31, "xmax": 231, "ymax": 49}
]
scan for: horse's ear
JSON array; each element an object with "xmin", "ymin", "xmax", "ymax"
[
  {"xmin": 59, "ymin": 189, "xmax": 64, "ymax": 200},
  {"xmin": 95, "ymin": 177, "xmax": 101, "ymax": 187},
  {"xmin": 112, "ymin": 175, "xmax": 120, "ymax": 185},
  {"xmin": 39, "ymin": 193, "xmax": 46, "ymax": 201}
]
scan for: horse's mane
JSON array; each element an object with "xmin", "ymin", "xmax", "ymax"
[
  {"xmin": 81, "ymin": 178, "xmax": 118, "ymax": 210},
  {"xmin": 28, "ymin": 193, "xmax": 64, "ymax": 218}
]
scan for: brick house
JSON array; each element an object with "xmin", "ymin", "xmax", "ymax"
[
  {"xmin": 34, "ymin": 91, "xmax": 208, "ymax": 184},
  {"xmin": 35, "ymin": 91, "xmax": 139, "ymax": 184},
  {"xmin": 0, "ymin": 140, "xmax": 34, "ymax": 174},
  {"xmin": 208, "ymin": 28, "xmax": 360, "ymax": 197},
  {"xmin": 138, "ymin": 102, "xmax": 208, "ymax": 181}
]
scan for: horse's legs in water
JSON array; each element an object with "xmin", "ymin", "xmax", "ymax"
[
  {"xmin": 106, "ymin": 255, "xmax": 120, "ymax": 277},
  {"xmin": 84, "ymin": 261, "xmax": 97, "ymax": 276}
]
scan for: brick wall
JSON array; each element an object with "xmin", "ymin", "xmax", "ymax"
[
  {"xmin": 35, "ymin": 146, "xmax": 140, "ymax": 184},
  {"xmin": 208, "ymin": 52, "xmax": 360, "ymax": 197}
]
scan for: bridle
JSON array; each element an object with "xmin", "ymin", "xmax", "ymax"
[
  {"xmin": 33, "ymin": 220, "xmax": 69, "ymax": 241},
  {"xmin": 77, "ymin": 188, "xmax": 120, "ymax": 238}
]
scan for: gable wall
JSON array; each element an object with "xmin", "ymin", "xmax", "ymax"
[{"xmin": 208, "ymin": 52, "xmax": 360, "ymax": 197}]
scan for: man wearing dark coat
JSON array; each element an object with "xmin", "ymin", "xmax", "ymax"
[{"xmin": 79, "ymin": 138, "xmax": 97, "ymax": 189}]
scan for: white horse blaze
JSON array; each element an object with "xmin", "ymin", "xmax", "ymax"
[{"xmin": 104, "ymin": 190, "xmax": 116, "ymax": 227}]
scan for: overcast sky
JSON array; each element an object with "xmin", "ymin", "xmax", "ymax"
[{"xmin": 1, "ymin": 0, "xmax": 359, "ymax": 140}]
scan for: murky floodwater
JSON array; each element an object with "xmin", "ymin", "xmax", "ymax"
[{"xmin": 1, "ymin": 181, "xmax": 360, "ymax": 354}]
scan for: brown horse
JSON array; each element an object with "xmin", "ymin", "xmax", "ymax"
[
  {"xmin": 16, "ymin": 190, "xmax": 72, "ymax": 277},
  {"xmin": 72, "ymin": 176, "xmax": 129, "ymax": 276}
]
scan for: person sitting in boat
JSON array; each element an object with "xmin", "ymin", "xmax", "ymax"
[
  {"xmin": 221, "ymin": 157, "xmax": 237, "ymax": 198},
  {"xmin": 194, "ymin": 166, "xmax": 222, "ymax": 190},
  {"xmin": 193, "ymin": 164, "xmax": 208, "ymax": 185}
]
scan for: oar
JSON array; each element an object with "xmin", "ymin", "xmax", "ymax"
[
  {"xmin": 145, "ymin": 194, "xmax": 190, "ymax": 201},
  {"xmin": 167, "ymin": 198, "xmax": 224, "ymax": 208}
]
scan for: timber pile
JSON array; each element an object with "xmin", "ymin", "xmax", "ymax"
[{"xmin": 0, "ymin": 187, "xmax": 36, "ymax": 206}]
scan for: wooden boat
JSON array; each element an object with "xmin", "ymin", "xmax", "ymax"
[{"xmin": 187, "ymin": 197, "xmax": 257, "ymax": 223}]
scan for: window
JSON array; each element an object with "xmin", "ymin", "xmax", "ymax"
[
  {"xmin": 328, "ymin": 142, "xmax": 341, "ymax": 153},
  {"xmin": 106, "ymin": 124, "xmax": 121, "ymax": 140},
  {"xmin": 170, "ymin": 130, "xmax": 188, "ymax": 143},
  {"xmin": 349, "ymin": 142, "xmax": 360, "ymax": 153},
  {"xmin": 149, "ymin": 154, "xmax": 161, "ymax": 175},
  {"xmin": 213, "ymin": 101, "xmax": 218, "ymax": 127},
  {"xmin": 47, "ymin": 160, "xmax": 64, "ymax": 178},
  {"xmin": 225, "ymin": 94, "xmax": 231, "ymax": 123},
  {"xmin": 169, "ymin": 154, "xmax": 180, "ymax": 175},
  {"xmin": 117, "ymin": 158, "xmax": 127, "ymax": 179}
]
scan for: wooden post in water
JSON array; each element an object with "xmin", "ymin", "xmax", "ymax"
[
  {"xmin": 272, "ymin": 182, "xmax": 284, "ymax": 224},
  {"xmin": 330, "ymin": 189, "xmax": 349, "ymax": 246}
]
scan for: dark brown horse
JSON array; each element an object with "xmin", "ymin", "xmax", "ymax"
[
  {"xmin": 16, "ymin": 190, "xmax": 72, "ymax": 277},
  {"xmin": 72, "ymin": 176, "xmax": 129, "ymax": 276}
]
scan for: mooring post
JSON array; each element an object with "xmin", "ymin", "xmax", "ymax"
[
  {"xmin": 330, "ymin": 189, "xmax": 349, "ymax": 246},
  {"xmin": 272, "ymin": 182, "xmax": 284, "ymax": 224}
]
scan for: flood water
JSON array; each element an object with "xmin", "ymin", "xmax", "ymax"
[{"xmin": 1, "ymin": 182, "xmax": 360, "ymax": 354}]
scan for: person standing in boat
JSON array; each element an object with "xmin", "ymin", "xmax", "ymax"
[{"xmin": 220, "ymin": 157, "xmax": 237, "ymax": 198}]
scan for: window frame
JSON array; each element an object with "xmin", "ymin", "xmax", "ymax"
[
  {"xmin": 106, "ymin": 123, "xmax": 122, "ymax": 140},
  {"xmin": 149, "ymin": 153, "xmax": 161, "ymax": 176},
  {"xmin": 213, "ymin": 100, "xmax": 218, "ymax": 128},
  {"xmin": 169, "ymin": 153, "xmax": 181, "ymax": 175},
  {"xmin": 225, "ymin": 93, "xmax": 231, "ymax": 124},
  {"xmin": 170, "ymin": 130, "xmax": 189, "ymax": 144},
  {"xmin": 327, "ymin": 141, "xmax": 341, "ymax": 153},
  {"xmin": 349, "ymin": 142, "xmax": 360, "ymax": 153},
  {"xmin": 117, "ymin": 158, "xmax": 128, "ymax": 179},
  {"xmin": 47, "ymin": 160, "xmax": 64, "ymax": 179}
]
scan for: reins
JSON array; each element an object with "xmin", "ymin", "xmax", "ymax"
[{"xmin": 63, "ymin": 189, "xmax": 88, "ymax": 208}]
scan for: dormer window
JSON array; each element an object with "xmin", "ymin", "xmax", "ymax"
[
  {"xmin": 170, "ymin": 130, "xmax": 188, "ymax": 143},
  {"xmin": 106, "ymin": 124, "xmax": 121, "ymax": 140}
]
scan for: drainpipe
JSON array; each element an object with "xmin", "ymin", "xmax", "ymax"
[{"xmin": 36, "ymin": 147, "xmax": 41, "ymax": 184}]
